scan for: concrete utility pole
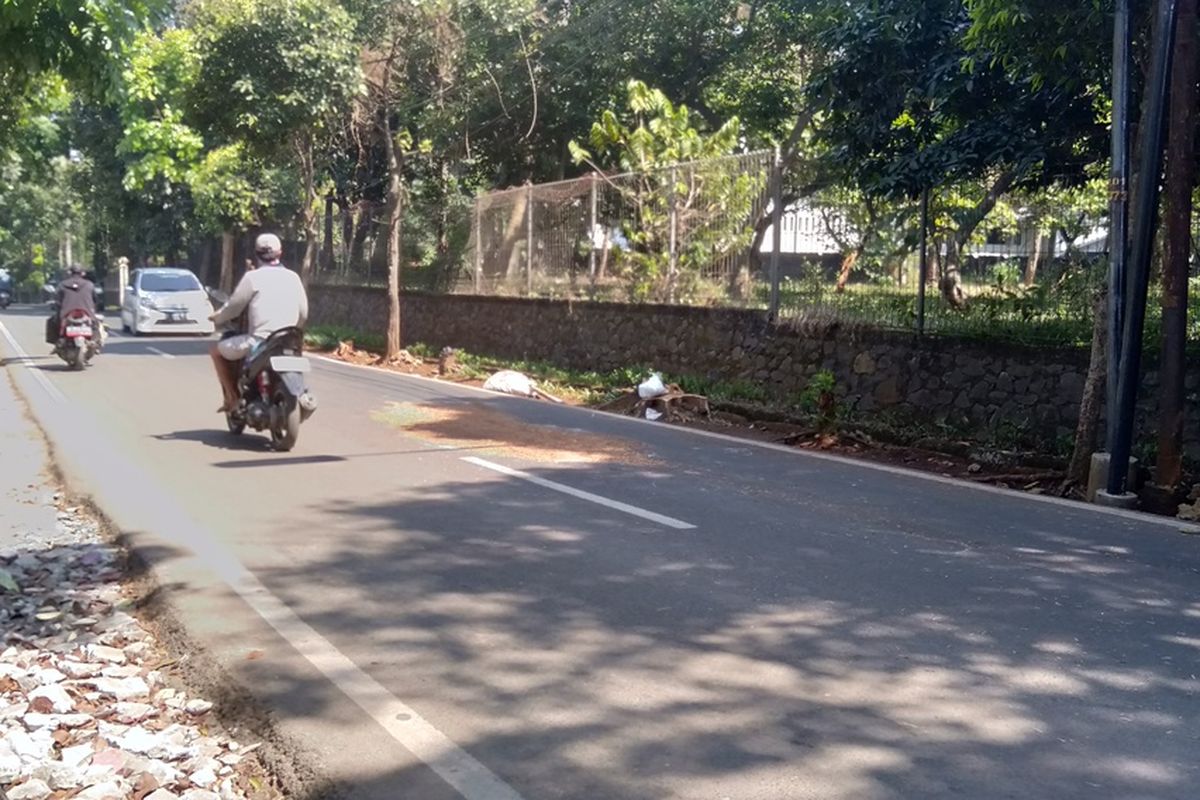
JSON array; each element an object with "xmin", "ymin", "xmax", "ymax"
[
  {"xmin": 1100, "ymin": 0, "xmax": 1181, "ymax": 506},
  {"xmin": 1106, "ymin": 0, "xmax": 1134, "ymax": 457},
  {"xmin": 1156, "ymin": 0, "xmax": 1199, "ymax": 492}
]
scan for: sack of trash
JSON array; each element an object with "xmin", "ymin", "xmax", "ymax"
[
  {"xmin": 637, "ymin": 373, "xmax": 668, "ymax": 399},
  {"xmin": 483, "ymin": 370, "xmax": 564, "ymax": 403}
]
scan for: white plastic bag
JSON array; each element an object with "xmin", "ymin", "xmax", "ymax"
[{"xmin": 637, "ymin": 373, "xmax": 668, "ymax": 399}]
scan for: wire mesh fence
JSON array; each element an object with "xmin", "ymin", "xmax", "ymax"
[
  {"xmin": 770, "ymin": 193, "xmax": 1113, "ymax": 346},
  {"xmin": 468, "ymin": 150, "xmax": 774, "ymax": 304},
  {"xmin": 305, "ymin": 193, "xmax": 475, "ymax": 293}
]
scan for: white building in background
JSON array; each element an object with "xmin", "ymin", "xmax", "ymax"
[
  {"xmin": 758, "ymin": 202, "xmax": 1108, "ymax": 260},
  {"xmin": 758, "ymin": 202, "xmax": 849, "ymax": 257}
]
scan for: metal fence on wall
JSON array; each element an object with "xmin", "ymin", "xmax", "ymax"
[
  {"xmin": 301, "ymin": 151, "xmax": 1200, "ymax": 347},
  {"xmin": 461, "ymin": 155, "xmax": 1122, "ymax": 345}
]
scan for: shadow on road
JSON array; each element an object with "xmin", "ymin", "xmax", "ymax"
[
  {"xmin": 212, "ymin": 455, "xmax": 349, "ymax": 469},
  {"xmin": 153, "ymin": 429, "xmax": 271, "ymax": 452},
  {"xmin": 214, "ymin": 459, "xmax": 1200, "ymax": 800}
]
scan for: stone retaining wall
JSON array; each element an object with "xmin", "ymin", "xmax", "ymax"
[{"xmin": 310, "ymin": 286, "xmax": 1200, "ymax": 458}]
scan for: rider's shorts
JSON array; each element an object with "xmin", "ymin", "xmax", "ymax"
[{"xmin": 217, "ymin": 334, "xmax": 259, "ymax": 361}]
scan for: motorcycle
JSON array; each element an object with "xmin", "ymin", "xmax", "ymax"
[
  {"xmin": 54, "ymin": 308, "xmax": 100, "ymax": 370},
  {"xmin": 210, "ymin": 290, "xmax": 318, "ymax": 451}
]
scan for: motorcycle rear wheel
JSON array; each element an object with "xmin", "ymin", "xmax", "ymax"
[
  {"xmin": 226, "ymin": 413, "xmax": 246, "ymax": 436},
  {"xmin": 270, "ymin": 395, "xmax": 301, "ymax": 452}
]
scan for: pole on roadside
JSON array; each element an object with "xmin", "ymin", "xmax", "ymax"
[
  {"xmin": 918, "ymin": 187, "xmax": 930, "ymax": 336},
  {"xmin": 473, "ymin": 199, "xmax": 483, "ymax": 293},
  {"xmin": 588, "ymin": 174, "xmax": 598, "ymax": 300},
  {"xmin": 525, "ymin": 184, "xmax": 534, "ymax": 297},
  {"xmin": 1156, "ymin": 0, "xmax": 1199, "ymax": 491},
  {"xmin": 117, "ymin": 256, "xmax": 129, "ymax": 310},
  {"xmin": 768, "ymin": 148, "xmax": 783, "ymax": 322},
  {"xmin": 1106, "ymin": 0, "xmax": 1134, "ymax": 455},
  {"xmin": 1104, "ymin": 0, "xmax": 1181, "ymax": 502},
  {"xmin": 668, "ymin": 167, "xmax": 679, "ymax": 304}
]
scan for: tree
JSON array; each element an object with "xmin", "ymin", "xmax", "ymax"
[
  {"xmin": 0, "ymin": 0, "xmax": 162, "ymax": 123},
  {"xmin": 802, "ymin": 0, "xmax": 1106, "ymax": 305},
  {"xmin": 0, "ymin": 79, "xmax": 84, "ymax": 284},
  {"xmin": 188, "ymin": 0, "xmax": 362, "ymax": 284},
  {"xmin": 570, "ymin": 80, "xmax": 760, "ymax": 301},
  {"xmin": 190, "ymin": 144, "xmax": 297, "ymax": 291}
]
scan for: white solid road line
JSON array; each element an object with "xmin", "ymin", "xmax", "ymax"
[
  {"xmin": 147, "ymin": 347, "xmax": 175, "ymax": 359},
  {"xmin": 224, "ymin": 566, "xmax": 528, "ymax": 800},
  {"xmin": 0, "ymin": 320, "xmax": 66, "ymax": 404},
  {"xmin": 462, "ymin": 456, "xmax": 697, "ymax": 530}
]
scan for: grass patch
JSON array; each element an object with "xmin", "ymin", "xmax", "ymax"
[{"xmin": 305, "ymin": 325, "xmax": 386, "ymax": 353}]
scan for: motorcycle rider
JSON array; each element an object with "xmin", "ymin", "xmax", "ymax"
[
  {"xmin": 47, "ymin": 265, "xmax": 99, "ymax": 348},
  {"xmin": 209, "ymin": 233, "xmax": 308, "ymax": 413}
]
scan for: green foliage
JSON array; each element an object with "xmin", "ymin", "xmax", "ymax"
[
  {"xmin": 117, "ymin": 27, "xmax": 206, "ymax": 192},
  {"xmin": 189, "ymin": 0, "xmax": 362, "ymax": 150},
  {"xmin": 964, "ymin": 0, "xmax": 1117, "ymax": 93},
  {"xmin": 572, "ymin": 81, "xmax": 742, "ymax": 172},
  {"xmin": 803, "ymin": 0, "xmax": 1105, "ymax": 198},
  {"xmin": 0, "ymin": 83, "xmax": 86, "ymax": 282},
  {"xmin": 190, "ymin": 145, "xmax": 273, "ymax": 232},
  {"xmin": 0, "ymin": 0, "xmax": 163, "ymax": 122},
  {"xmin": 120, "ymin": 108, "xmax": 206, "ymax": 190},
  {"xmin": 798, "ymin": 370, "xmax": 835, "ymax": 410},
  {"xmin": 571, "ymin": 81, "xmax": 761, "ymax": 301}
]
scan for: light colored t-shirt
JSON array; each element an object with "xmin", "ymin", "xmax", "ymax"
[{"xmin": 213, "ymin": 264, "xmax": 308, "ymax": 338}]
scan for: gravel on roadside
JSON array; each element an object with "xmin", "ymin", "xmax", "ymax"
[{"xmin": 1, "ymin": 370, "xmax": 282, "ymax": 800}]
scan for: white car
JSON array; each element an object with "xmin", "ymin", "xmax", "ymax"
[{"xmin": 120, "ymin": 268, "xmax": 215, "ymax": 337}]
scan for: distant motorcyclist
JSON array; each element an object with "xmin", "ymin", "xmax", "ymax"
[
  {"xmin": 47, "ymin": 265, "xmax": 98, "ymax": 347},
  {"xmin": 208, "ymin": 233, "xmax": 308, "ymax": 413}
]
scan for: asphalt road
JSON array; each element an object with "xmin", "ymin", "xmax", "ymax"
[{"xmin": 2, "ymin": 305, "xmax": 1199, "ymax": 800}]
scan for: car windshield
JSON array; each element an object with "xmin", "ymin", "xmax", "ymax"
[{"xmin": 140, "ymin": 273, "xmax": 201, "ymax": 293}]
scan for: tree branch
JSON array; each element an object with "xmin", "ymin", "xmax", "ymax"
[{"xmin": 518, "ymin": 30, "xmax": 538, "ymax": 141}]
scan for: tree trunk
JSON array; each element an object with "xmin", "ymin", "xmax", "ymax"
[
  {"xmin": 1024, "ymin": 230, "xmax": 1045, "ymax": 286},
  {"xmin": 1068, "ymin": 286, "xmax": 1110, "ymax": 486},
  {"xmin": 383, "ymin": 119, "xmax": 405, "ymax": 359},
  {"xmin": 1156, "ymin": 0, "xmax": 1198, "ymax": 490},
  {"xmin": 940, "ymin": 170, "xmax": 1017, "ymax": 307},
  {"xmin": 339, "ymin": 198, "xmax": 353, "ymax": 275},
  {"xmin": 940, "ymin": 242, "xmax": 968, "ymax": 307},
  {"xmin": 834, "ymin": 247, "xmax": 863, "ymax": 292},
  {"xmin": 349, "ymin": 201, "xmax": 372, "ymax": 275},
  {"xmin": 499, "ymin": 190, "xmax": 529, "ymax": 280},
  {"xmin": 322, "ymin": 194, "xmax": 335, "ymax": 273},
  {"xmin": 298, "ymin": 135, "xmax": 319, "ymax": 286},
  {"xmin": 219, "ymin": 231, "xmax": 235, "ymax": 295},
  {"xmin": 199, "ymin": 239, "xmax": 214, "ymax": 287}
]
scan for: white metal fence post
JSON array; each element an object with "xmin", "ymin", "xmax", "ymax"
[
  {"xmin": 525, "ymin": 184, "xmax": 534, "ymax": 296},
  {"xmin": 768, "ymin": 148, "xmax": 783, "ymax": 321}
]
